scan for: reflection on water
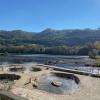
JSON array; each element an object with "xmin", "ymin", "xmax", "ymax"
[
  {"xmin": 0, "ymin": 54, "xmax": 99, "ymax": 74},
  {"xmin": 0, "ymin": 54, "xmax": 88, "ymax": 65}
]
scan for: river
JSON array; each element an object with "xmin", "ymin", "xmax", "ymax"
[{"xmin": 0, "ymin": 54, "xmax": 99, "ymax": 74}]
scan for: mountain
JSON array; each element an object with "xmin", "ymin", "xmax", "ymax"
[
  {"xmin": 0, "ymin": 28, "xmax": 100, "ymax": 46},
  {"xmin": 0, "ymin": 30, "xmax": 36, "ymax": 45}
]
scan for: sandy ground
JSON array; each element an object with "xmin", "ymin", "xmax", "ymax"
[
  {"xmin": 0, "ymin": 64, "xmax": 100, "ymax": 100},
  {"xmin": 11, "ymin": 74, "xmax": 100, "ymax": 100}
]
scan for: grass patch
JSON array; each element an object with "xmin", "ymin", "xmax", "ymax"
[
  {"xmin": 95, "ymin": 56, "xmax": 100, "ymax": 59},
  {"xmin": 92, "ymin": 62, "xmax": 100, "ymax": 67}
]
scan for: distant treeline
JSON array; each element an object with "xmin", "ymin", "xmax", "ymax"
[
  {"xmin": 0, "ymin": 43, "xmax": 100, "ymax": 56},
  {"xmin": 0, "ymin": 29, "xmax": 100, "ymax": 56}
]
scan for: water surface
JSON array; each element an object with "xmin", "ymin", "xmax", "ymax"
[{"xmin": 0, "ymin": 54, "xmax": 99, "ymax": 74}]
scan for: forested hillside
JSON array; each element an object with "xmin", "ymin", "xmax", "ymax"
[
  {"xmin": 0, "ymin": 28, "xmax": 100, "ymax": 55},
  {"xmin": 0, "ymin": 28, "xmax": 100, "ymax": 46}
]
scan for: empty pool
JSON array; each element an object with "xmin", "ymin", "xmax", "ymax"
[{"xmin": 33, "ymin": 72, "xmax": 80, "ymax": 94}]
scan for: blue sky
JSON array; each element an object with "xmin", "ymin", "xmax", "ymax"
[{"xmin": 0, "ymin": 0, "xmax": 100, "ymax": 32}]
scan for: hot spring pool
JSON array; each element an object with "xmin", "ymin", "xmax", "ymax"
[{"xmin": 33, "ymin": 72, "xmax": 80, "ymax": 94}]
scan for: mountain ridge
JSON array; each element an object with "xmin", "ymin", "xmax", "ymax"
[{"xmin": 0, "ymin": 28, "xmax": 100, "ymax": 46}]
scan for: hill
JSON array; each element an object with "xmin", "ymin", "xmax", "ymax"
[{"xmin": 0, "ymin": 28, "xmax": 100, "ymax": 46}]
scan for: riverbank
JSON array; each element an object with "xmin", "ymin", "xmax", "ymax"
[{"xmin": 1, "ymin": 54, "xmax": 100, "ymax": 74}]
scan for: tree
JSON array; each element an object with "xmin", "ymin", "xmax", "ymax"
[{"xmin": 88, "ymin": 49, "xmax": 98, "ymax": 59}]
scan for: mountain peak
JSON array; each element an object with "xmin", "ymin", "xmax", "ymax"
[{"xmin": 41, "ymin": 28, "xmax": 56, "ymax": 33}]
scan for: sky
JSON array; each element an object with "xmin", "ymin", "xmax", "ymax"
[{"xmin": 0, "ymin": 0, "xmax": 100, "ymax": 32}]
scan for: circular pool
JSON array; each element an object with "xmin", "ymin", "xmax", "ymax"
[
  {"xmin": 9, "ymin": 67, "xmax": 25, "ymax": 72},
  {"xmin": 0, "ymin": 74, "xmax": 21, "ymax": 81},
  {"xmin": 9, "ymin": 67, "xmax": 42, "ymax": 72},
  {"xmin": 30, "ymin": 67, "xmax": 42, "ymax": 72},
  {"xmin": 0, "ymin": 74, "xmax": 21, "ymax": 90},
  {"xmin": 33, "ymin": 72, "xmax": 80, "ymax": 94}
]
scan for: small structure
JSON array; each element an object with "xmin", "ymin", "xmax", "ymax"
[{"xmin": 51, "ymin": 81, "xmax": 62, "ymax": 87}]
